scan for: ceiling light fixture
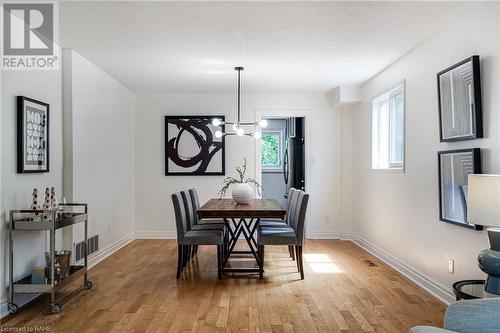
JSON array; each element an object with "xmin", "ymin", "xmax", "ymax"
[{"xmin": 213, "ymin": 67, "xmax": 266, "ymax": 139}]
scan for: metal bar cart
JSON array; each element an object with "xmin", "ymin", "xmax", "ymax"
[{"xmin": 8, "ymin": 203, "xmax": 93, "ymax": 314}]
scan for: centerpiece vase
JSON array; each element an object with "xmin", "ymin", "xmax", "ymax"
[{"xmin": 232, "ymin": 183, "xmax": 253, "ymax": 204}]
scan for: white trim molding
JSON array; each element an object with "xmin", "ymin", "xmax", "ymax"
[
  {"xmin": 351, "ymin": 233, "xmax": 455, "ymax": 305},
  {"xmin": 135, "ymin": 231, "xmax": 177, "ymax": 239},
  {"xmin": 308, "ymin": 230, "xmax": 341, "ymax": 239},
  {"xmin": 78, "ymin": 233, "xmax": 135, "ymax": 269}
]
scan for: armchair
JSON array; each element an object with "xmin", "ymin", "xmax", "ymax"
[{"xmin": 410, "ymin": 298, "xmax": 500, "ymax": 333}]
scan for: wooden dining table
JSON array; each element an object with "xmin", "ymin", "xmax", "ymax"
[{"xmin": 197, "ymin": 198, "xmax": 286, "ymax": 274}]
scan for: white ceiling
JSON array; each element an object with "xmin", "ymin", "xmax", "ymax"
[{"xmin": 60, "ymin": 1, "xmax": 463, "ymax": 94}]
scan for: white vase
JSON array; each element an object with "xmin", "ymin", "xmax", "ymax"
[{"xmin": 232, "ymin": 183, "xmax": 253, "ymax": 205}]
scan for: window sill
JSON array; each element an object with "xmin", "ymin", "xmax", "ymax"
[
  {"xmin": 371, "ymin": 167, "xmax": 405, "ymax": 173},
  {"xmin": 262, "ymin": 168, "xmax": 283, "ymax": 174}
]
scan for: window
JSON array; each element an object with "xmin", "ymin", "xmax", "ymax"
[
  {"xmin": 372, "ymin": 82, "xmax": 405, "ymax": 170},
  {"xmin": 261, "ymin": 131, "xmax": 283, "ymax": 171}
]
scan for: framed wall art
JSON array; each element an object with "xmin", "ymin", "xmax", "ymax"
[
  {"xmin": 437, "ymin": 55, "xmax": 482, "ymax": 142},
  {"xmin": 17, "ymin": 96, "xmax": 50, "ymax": 173},
  {"xmin": 438, "ymin": 148, "xmax": 482, "ymax": 230},
  {"xmin": 165, "ymin": 115, "xmax": 225, "ymax": 175}
]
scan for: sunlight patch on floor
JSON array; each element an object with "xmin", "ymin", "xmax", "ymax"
[{"xmin": 303, "ymin": 253, "xmax": 343, "ymax": 273}]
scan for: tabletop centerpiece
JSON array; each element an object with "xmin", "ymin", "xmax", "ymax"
[{"xmin": 218, "ymin": 158, "xmax": 262, "ymax": 204}]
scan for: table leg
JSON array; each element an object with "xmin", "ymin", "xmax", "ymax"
[{"xmin": 222, "ymin": 217, "xmax": 262, "ymax": 274}]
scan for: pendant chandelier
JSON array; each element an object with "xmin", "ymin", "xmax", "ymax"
[{"xmin": 213, "ymin": 67, "xmax": 267, "ymax": 139}]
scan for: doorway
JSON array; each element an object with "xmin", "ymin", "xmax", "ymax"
[{"xmin": 260, "ymin": 117, "xmax": 306, "ymax": 206}]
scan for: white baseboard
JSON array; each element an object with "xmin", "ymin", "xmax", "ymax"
[
  {"xmin": 308, "ymin": 230, "xmax": 344, "ymax": 239},
  {"xmin": 135, "ymin": 231, "xmax": 177, "ymax": 239},
  {"xmin": 1, "ymin": 233, "xmax": 135, "ymax": 319},
  {"xmin": 351, "ymin": 233, "xmax": 455, "ymax": 305},
  {"xmin": 340, "ymin": 232, "xmax": 352, "ymax": 240},
  {"xmin": 83, "ymin": 233, "xmax": 135, "ymax": 269}
]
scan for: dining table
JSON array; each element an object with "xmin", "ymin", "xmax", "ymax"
[{"xmin": 197, "ymin": 198, "xmax": 286, "ymax": 274}]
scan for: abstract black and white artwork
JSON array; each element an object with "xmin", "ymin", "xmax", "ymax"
[
  {"xmin": 437, "ymin": 56, "xmax": 483, "ymax": 142},
  {"xmin": 165, "ymin": 116, "xmax": 225, "ymax": 175},
  {"xmin": 438, "ymin": 148, "xmax": 482, "ymax": 230},
  {"xmin": 17, "ymin": 96, "xmax": 49, "ymax": 173}
]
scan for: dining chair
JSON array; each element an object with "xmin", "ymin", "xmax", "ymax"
[
  {"xmin": 258, "ymin": 188, "xmax": 298, "ymax": 228},
  {"xmin": 188, "ymin": 188, "xmax": 226, "ymax": 227},
  {"xmin": 172, "ymin": 192, "xmax": 224, "ymax": 279},
  {"xmin": 258, "ymin": 188, "xmax": 299, "ymax": 259},
  {"xmin": 257, "ymin": 189, "xmax": 309, "ymax": 279},
  {"xmin": 180, "ymin": 190, "xmax": 226, "ymax": 261},
  {"xmin": 188, "ymin": 188, "xmax": 229, "ymax": 256}
]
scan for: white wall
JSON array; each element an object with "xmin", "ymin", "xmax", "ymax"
[
  {"xmin": 62, "ymin": 50, "xmax": 136, "ymax": 257},
  {"xmin": 351, "ymin": 2, "xmax": 500, "ymax": 302},
  {"xmin": 135, "ymin": 93, "xmax": 343, "ymax": 239},
  {"xmin": 1, "ymin": 69, "xmax": 62, "ymax": 313},
  {"xmin": 341, "ymin": 105, "xmax": 354, "ymax": 239}
]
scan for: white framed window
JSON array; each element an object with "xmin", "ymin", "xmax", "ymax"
[{"xmin": 372, "ymin": 81, "xmax": 405, "ymax": 171}]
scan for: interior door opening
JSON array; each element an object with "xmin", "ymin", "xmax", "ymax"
[{"xmin": 260, "ymin": 117, "xmax": 306, "ymax": 207}]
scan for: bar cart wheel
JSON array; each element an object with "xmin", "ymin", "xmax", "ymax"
[
  {"xmin": 85, "ymin": 280, "xmax": 93, "ymax": 290},
  {"xmin": 8, "ymin": 302, "xmax": 18, "ymax": 314},
  {"xmin": 50, "ymin": 303, "xmax": 61, "ymax": 314}
]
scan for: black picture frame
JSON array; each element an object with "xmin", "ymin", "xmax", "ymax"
[
  {"xmin": 17, "ymin": 96, "xmax": 50, "ymax": 173},
  {"xmin": 438, "ymin": 148, "xmax": 482, "ymax": 230},
  {"xmin": 437, "ymin": 55, "xmax": 483, "ymax": 142},
  {"xmin": 165, "ymin": 115, "xmax": 225, "ymax": 176}
]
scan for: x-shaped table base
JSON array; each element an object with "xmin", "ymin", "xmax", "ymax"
[{"xmin": 223, "ymin": 218, "xmax": 261, "ymax": 273}]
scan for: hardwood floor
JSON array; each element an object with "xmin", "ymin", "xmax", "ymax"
[{"xmin": 1, "ymin": 240, "xmax": 445, "ymax": 332}]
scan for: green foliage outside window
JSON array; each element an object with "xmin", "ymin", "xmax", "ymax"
[{"xmin": 261, "ymin": 134, "xmax": 280, "ymax": 167}]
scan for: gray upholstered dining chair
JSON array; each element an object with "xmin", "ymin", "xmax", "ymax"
[
  {"xmin": 172, "ymin": 192, "xmax": 224, "ymax": 279},
  {"xmin": 188, "ymin": 188, "xmax": 228, "ymax": 256},
  {"xmin": 257, "ymin": 189, "xmax": 309, "ymax": 279},
  {"xmin": 258, "ymin": 188, "xmax": 298, "ymax": 228},
  {"xmin": 180, "ymin": 190, "xmax": 226, "ymax": 261},
  {"xmin": 188, "ymin": 188, "xmax": 226, "ymax": 227},
  {"xmin": 258, "ymin": 188, "xmax": 298, "ymax": 260}
]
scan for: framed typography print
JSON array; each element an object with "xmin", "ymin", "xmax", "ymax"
[
  {"xmin": 165, "ymin": 115, "xmax": 225, "ymax": 175},
  {"xmin": 17, "ymin": 96, "xmax": 49, "ymax": 173}
]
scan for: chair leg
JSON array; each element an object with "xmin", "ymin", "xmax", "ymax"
[
  {"xmin": 176, "ymin": 245, "xmax": 183, "ymax": 279},
  {"xmin": 259, "ymin": 245, "xmax": 265, "ymax": 279},
  {"xmin": 191, "ymin": 245, "xmax": 197, "ymax": 258},
  {"xmin": 296, "ymin": 245, "xmax": 304, "ymax": 280},
  {"xmin": 182, "ymin": 245, "xmax": 189, "ymax": 268},
  {"xmin": 289, "ymin": 245, "xmax": 295, "ymax": 261},
  {"xmin": 217, "ymin": 245, "xmax": 223, "ymax": 280}
]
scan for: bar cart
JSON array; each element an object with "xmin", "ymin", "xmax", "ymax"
[{"xmin": 8, "ymin": 203, "xmax": 92, "ymax": 314}]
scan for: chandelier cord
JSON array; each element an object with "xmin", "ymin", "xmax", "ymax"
[{"xmin": 237, "ymin": 67, "xmax": 241, "ymax": 124}]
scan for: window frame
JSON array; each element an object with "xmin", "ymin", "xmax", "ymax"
[
  {"xmin": 261, "ymin": 129, "xmax": 284, "ymax": 172},
  {"xmin": 371, "ymin": 81, "xmax": 406, "ymax": 172}
]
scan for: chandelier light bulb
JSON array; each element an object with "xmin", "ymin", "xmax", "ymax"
[
  {"xmin": 236, "ymin": 127, "xmax": 245, "ymax": 136},
  {"xmin": 212, "ymin": 118, "xmax": 222, "ymax": 127},
  {"xmin": 259, "ymin": 119, "xmax": 268, "ymax": 128},
  {"xmin": 215, "ymin": 130, "xmax": 223, "ymax": 138},
  {"xmin": 232, "ymin": 123, "xmax": 239, "ymax": 131},
  {"xmin": 253, "ymin": 131, "xmax": 262, "ymax": 139}
]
